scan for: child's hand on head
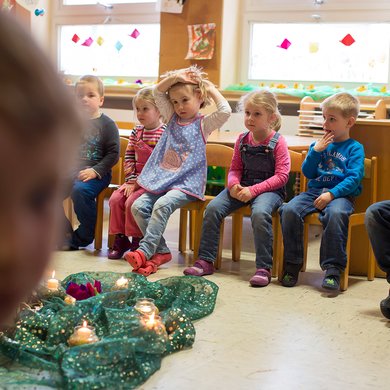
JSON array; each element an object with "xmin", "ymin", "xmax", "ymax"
[
  {"xmin": 237, "ymin": 186, "xmax": 252, "ymax": 203},
  {"xmin": 174, "ymin": 68, "xmax": 199, "ymax": 85},
  {"xmin": 314, "ymin": 191, "xmax": 334, "ymax": 210},
  {"xmin": 78, "ymin": 168, "xmax": 98, "ymax": 182},
  {"xmin": 314, "ymin": 130, "xmax": 334, "ymax": 152}
]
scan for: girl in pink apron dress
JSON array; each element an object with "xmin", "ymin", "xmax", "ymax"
[{"xmin": 108, "ymin": 88, "xmax": 165, "ymax": 259}]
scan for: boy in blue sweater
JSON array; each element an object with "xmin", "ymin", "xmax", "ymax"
[{"xmin": 279, "ymin": 92, "xmax": 365, "ymax": 291}]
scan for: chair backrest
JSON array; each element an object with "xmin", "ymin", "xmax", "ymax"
[
  {"xmin": 111, "ymin": 136, "xmax": 129, "ymax": 185},
  {"xmin": 301, "ymin": 151, "xmax": 378, "ymax": 213},
  {"xmin": 289, "ymin": 149, "xmax": 306, "ymax": 194},
  {"xmin": 115, "ymin": 121, "xmax": 136, "ymax": 130},
  {"xmin": 206, "ymin": 143, "xmax": 234, "ymax": 186}
]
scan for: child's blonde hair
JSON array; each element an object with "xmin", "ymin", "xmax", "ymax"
[
  {"xmin": 238, "ymin": 90, "xmax": 282, "ymax": 131},
  {"xmin": 76, "ymin": 75, "xmax": 105, "ymax": 97},
  {"xmin": 162, "ymin": 65, "xmax": 212, "ymax": 109},
  {"xmin": 321, "ymin": 92, "xmax": 360, "ymax": 119},
  {"xmin": 132, "ymin": 86, "xmax": 158, "ymax": 111}
]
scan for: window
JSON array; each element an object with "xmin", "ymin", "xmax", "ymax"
[
  {"xmin": 248, "ymin": 23, "xmax": 390, "ymax": 84},
  {"xmin": 53, "ymin": 0, "xmax": 159, "ymax": 82}
]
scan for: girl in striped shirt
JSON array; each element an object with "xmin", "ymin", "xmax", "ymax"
[{"xmin": 108, "ymin": 87, "xmax": 166, "ymax": 259}]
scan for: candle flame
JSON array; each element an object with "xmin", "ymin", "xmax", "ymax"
[
  {"xmin": 83, "ymin": 321, "xmax": 87, "ymax": 328},
  {"xmin": 146, "ymin": 312, "xmax": 155, "ymax": 327},
  {"xmin": 51, "ymin": 270, "xmax": 55, "ymax": 278}
]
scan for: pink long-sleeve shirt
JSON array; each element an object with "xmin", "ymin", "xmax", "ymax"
[{"xmin": 227, "ymin": 130, "xmax": 291, "ymax": 198}]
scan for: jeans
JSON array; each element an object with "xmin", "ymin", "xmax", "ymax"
[
  {"xmin": 365, "ymin": 201, "xmax": 390, "ymax": 282},
  {"xmin": 67, "ymin": 173, "xmax": 111, "ymax": 247},
  {"xmin": 279, "ymin": 187, "xmax": 354, "ymax": 271},
  {"xmin": 198, "ymin": 188, "xmax": 284, "ymax": 269},
  {"xmin": 132, "ymin": 189, "xmax": 196, "ymax": 259}
]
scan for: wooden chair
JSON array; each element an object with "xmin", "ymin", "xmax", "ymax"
[
  {"xmin": 297, "ymin": 96, "xmax": 387, "ymax": 137},
  {"xmin": 178, "ymin": 143, "xmax": 234, "ymax": 266},
  {"xmin": 300, "ymin": 152, "xmax": 378, "ymax": 291},
  {"xmin": 226, "ymin": 150, "xmax": 306, "ymax": 276},
  {"xmin": 94, "ymin": 136, "xmax": 129, "ymax": 250}
]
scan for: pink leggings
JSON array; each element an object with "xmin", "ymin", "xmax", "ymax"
[{"xmin": 108, "ymin": 187, "xmax": 146, "ymax": 237}]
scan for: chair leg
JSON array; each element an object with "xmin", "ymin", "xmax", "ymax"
[
  {"xmin": 215, "ymin": 220, "xmax": 225, "ymax": 270},
  {"xmin": 192, "ymin": 207, "xmax": 205, "ymax": 260},
  {"xmin": 340, "ymin": 228, "xmax": 352, "ymax": 291},
  {"xmin": 189, "ymin": 210, "xmax": 196, "ymax": 251},
  {"xmin": 271, "ymin": 214, "xmax": 279, "ymax": 278},
  {"xmin": 94, "ymin": 192, "xmax": 104, "ymax": 250},
  {"xmin": 232, "ymin": 213, "xmax": 243, "ymax": 262},
  {"xmin": 302, "ymin": 222, "xmax": 310, "ymax": 272},
  {"xmin": 178, "ymin": 209, "xmax": 188, "ymax": 253},
  {"xmin": 367, "ymin": 244, "xmax": 375, "ymax": 281}
]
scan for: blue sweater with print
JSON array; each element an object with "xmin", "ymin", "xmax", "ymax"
[{"xmin": 302, "ymin": 138, "xmax": 365, "ymax": 198}]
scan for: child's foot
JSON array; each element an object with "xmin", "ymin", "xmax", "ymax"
[
  {"xmin": 280, "ymin": 263, "xmax": 302, "ymax": 287},
  {"xmin": 124, "ymin": 250, "xmax": 147, "ymax": 271},
  {"xmin": 183, "ymin": 259, "xmax": 214, "ymax": 276},
  {"xmin": 134, "ymin": 260, "xmax": 158, "ymax": 277},
  {"xmin": 150, "ymin": 252, "xmax": 172, "ymax": 267},
  {"xmin": 108, "ymin": 235, "xmax": 131, "ymax": 259},
  {"xmin": 249, "ymin": 268, "xmax": 271, "ymax": 287},
  {"xmin": 380, "ymin": 290, "xmax": 390, "ymax": 319},
  {"xmin": 322, "ymin": 268, "xmax": 341, "ymax": 291}
]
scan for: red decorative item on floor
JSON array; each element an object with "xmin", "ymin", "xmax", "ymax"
[{"xmin": 340, "ymin": 33, "xmax": 355, "ymax": 46}]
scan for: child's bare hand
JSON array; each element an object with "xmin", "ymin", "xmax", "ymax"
[
  {"xmin": 174, "ymin": 68, "xmax": 199, "ymax": 84},
  {"xmin": 314, "ymin": 131, "xmax": 334, "ymax": 152},
  {"xmin": 123, "ymin": 183, "xmax": 135, "ymax": 198},
  {"xmin": 202, "ymin": 79, "xmax": 216, "ymax": 91},
  {"xmin": 237, "ymin": 187, "xmax": 252, "ymax": 203},
  {"xmin": 78, "ymin": 168, "xmax": 97, "ymax": 182},
  {"xmin": 314, "ymin": 192, "xmax": 334, "ymax": 210},
  {"xmin": 229, "ymin": 184, "xmax": 241, "ymax": 199}
]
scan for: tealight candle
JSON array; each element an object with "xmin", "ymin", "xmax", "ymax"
[
  {"xmin": 64, "ymin": 295, "xmax": 76, "ymax": 305},
  {"xmin": 134, "ymin": 298, "xmax": 157, "ymax": 316},
  {"xmin": 68, "ymin": 321, "xmax": 99, "ymax": 346},
  {"xmin": 47, "ymin": 271, "xmax": 59, "ymax": 291},
  {"xmin": 115, "ymin": 276, "xmax": 129, "ymax": 289}
]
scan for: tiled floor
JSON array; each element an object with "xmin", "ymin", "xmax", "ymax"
[{"xmin": 52, "ymin": 209, "xmax": 390, "ymax": 390}]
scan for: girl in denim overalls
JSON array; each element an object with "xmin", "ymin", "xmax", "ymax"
[
  {"xmin": 184, "ymin": 90, "xmax": 291, "ymax": 287},
  {"xmin": 125, "ymin": 67, "xmax": 231, "ymax": 276},
  {"xmin": 108, "ymin": 87, "xmax": 165, "ymax": 259}
]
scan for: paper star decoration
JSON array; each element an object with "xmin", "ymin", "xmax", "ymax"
[
  {"xmin": 340, "ymin": 34, "xmax": 355, "ymax": 46},
  {"xmin": 81, "ymin": 37, "xmax": 94, "ymax": 47},
  {"xmin": 97, "ymin": 36, "xmax": 104, "ymax": 46},
  {"xmin": 115, "ymin": 41, "xmax": 123, "ymax": 52},
  {"xmin": 278, "ymin": 38, "xmax": 291, "ymax": 50},
  {"xmin": 72, "ymin": 34, "xmax": 80, "ymax": 44},
  {"xmin": 130, "ymin": 29, "xmax": 140, "ymax": 39}
]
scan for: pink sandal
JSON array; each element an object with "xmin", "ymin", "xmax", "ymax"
[{"xmin": 183, "ymin": 259, "xmax": 214, "ymax": 277}]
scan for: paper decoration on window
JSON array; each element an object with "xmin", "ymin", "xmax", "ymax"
[
  {"xmin": 72, "ymin": 34, "xmax": 80, "ymax": 44},
  {"xmin": 129, "ymin": 29, "xmax": 140, "ymax": 39},
  {"xmin": 185, "ymin": 23, "xmax": 216, "ymax": 60},
  {"xmin": 34, "ymin": 8, "xmax": 45, "ymax": 16},
  {"xmin": 135, "ymin": 79, "xmax": 143, "ymax": 85},
  {"xmin": 81, "ymin": 37, "xmax": 93, "ymax": 47},
  {"xmin": 340, "ymin": 34, "xmax": 355, "ymax": 46},
  {"xmin": 96, "ymin": 36, "xmax": 104, "ymax": 46},
  {"xmin": 277, "ymin": 38, "xmax": 291, "ymax": 50},
  {"xmin": 115, "ymin": 41, "xmax": 123, "ymax": 52},
  {"xmin": 309, "ymin": 42, "xmax": 319, "ymax": 53}
]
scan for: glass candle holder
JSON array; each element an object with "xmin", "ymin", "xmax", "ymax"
[
  {"xmin": 68, "ymin": 321, "xmax": 99, "ymax": 346},
  {"xmin": 47, "ymin": 271, "xmax": 59, "ymax": 291},
  {"xmin": 134, "ymin": 298, "xmax": 158, "ymax": 316},
  {"xmin": 114, "ymin": 276, "xmax": 129, "ymax": 290},
  {"xmin": 64, "ymin": 295, "xmax": 76, "ymax": 305}
]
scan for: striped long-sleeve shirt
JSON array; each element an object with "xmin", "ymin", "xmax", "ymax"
[{"xmin": 124, "ymin": 124, "xmax": 166, "ymax": 183}]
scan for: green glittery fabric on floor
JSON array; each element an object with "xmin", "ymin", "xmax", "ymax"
[{"xmin": 0, "ymin": 272, "xmax": 218, "ymax": 389}]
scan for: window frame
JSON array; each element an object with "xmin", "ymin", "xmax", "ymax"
[{"xmin": 239, "ymin": 0, "xmax": 390, "ymax": 88}]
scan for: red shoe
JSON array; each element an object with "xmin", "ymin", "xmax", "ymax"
[
  {"xmin": 124, "ymin": 250, "xmax": 147, "ymax": 271},
  {"xmin": 150, "ymin": 252, "xmax": 172, "ymax": 267},
  {"xmin": 134, "ymin": 260, "xmax": 158, "ymax": 277}
]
